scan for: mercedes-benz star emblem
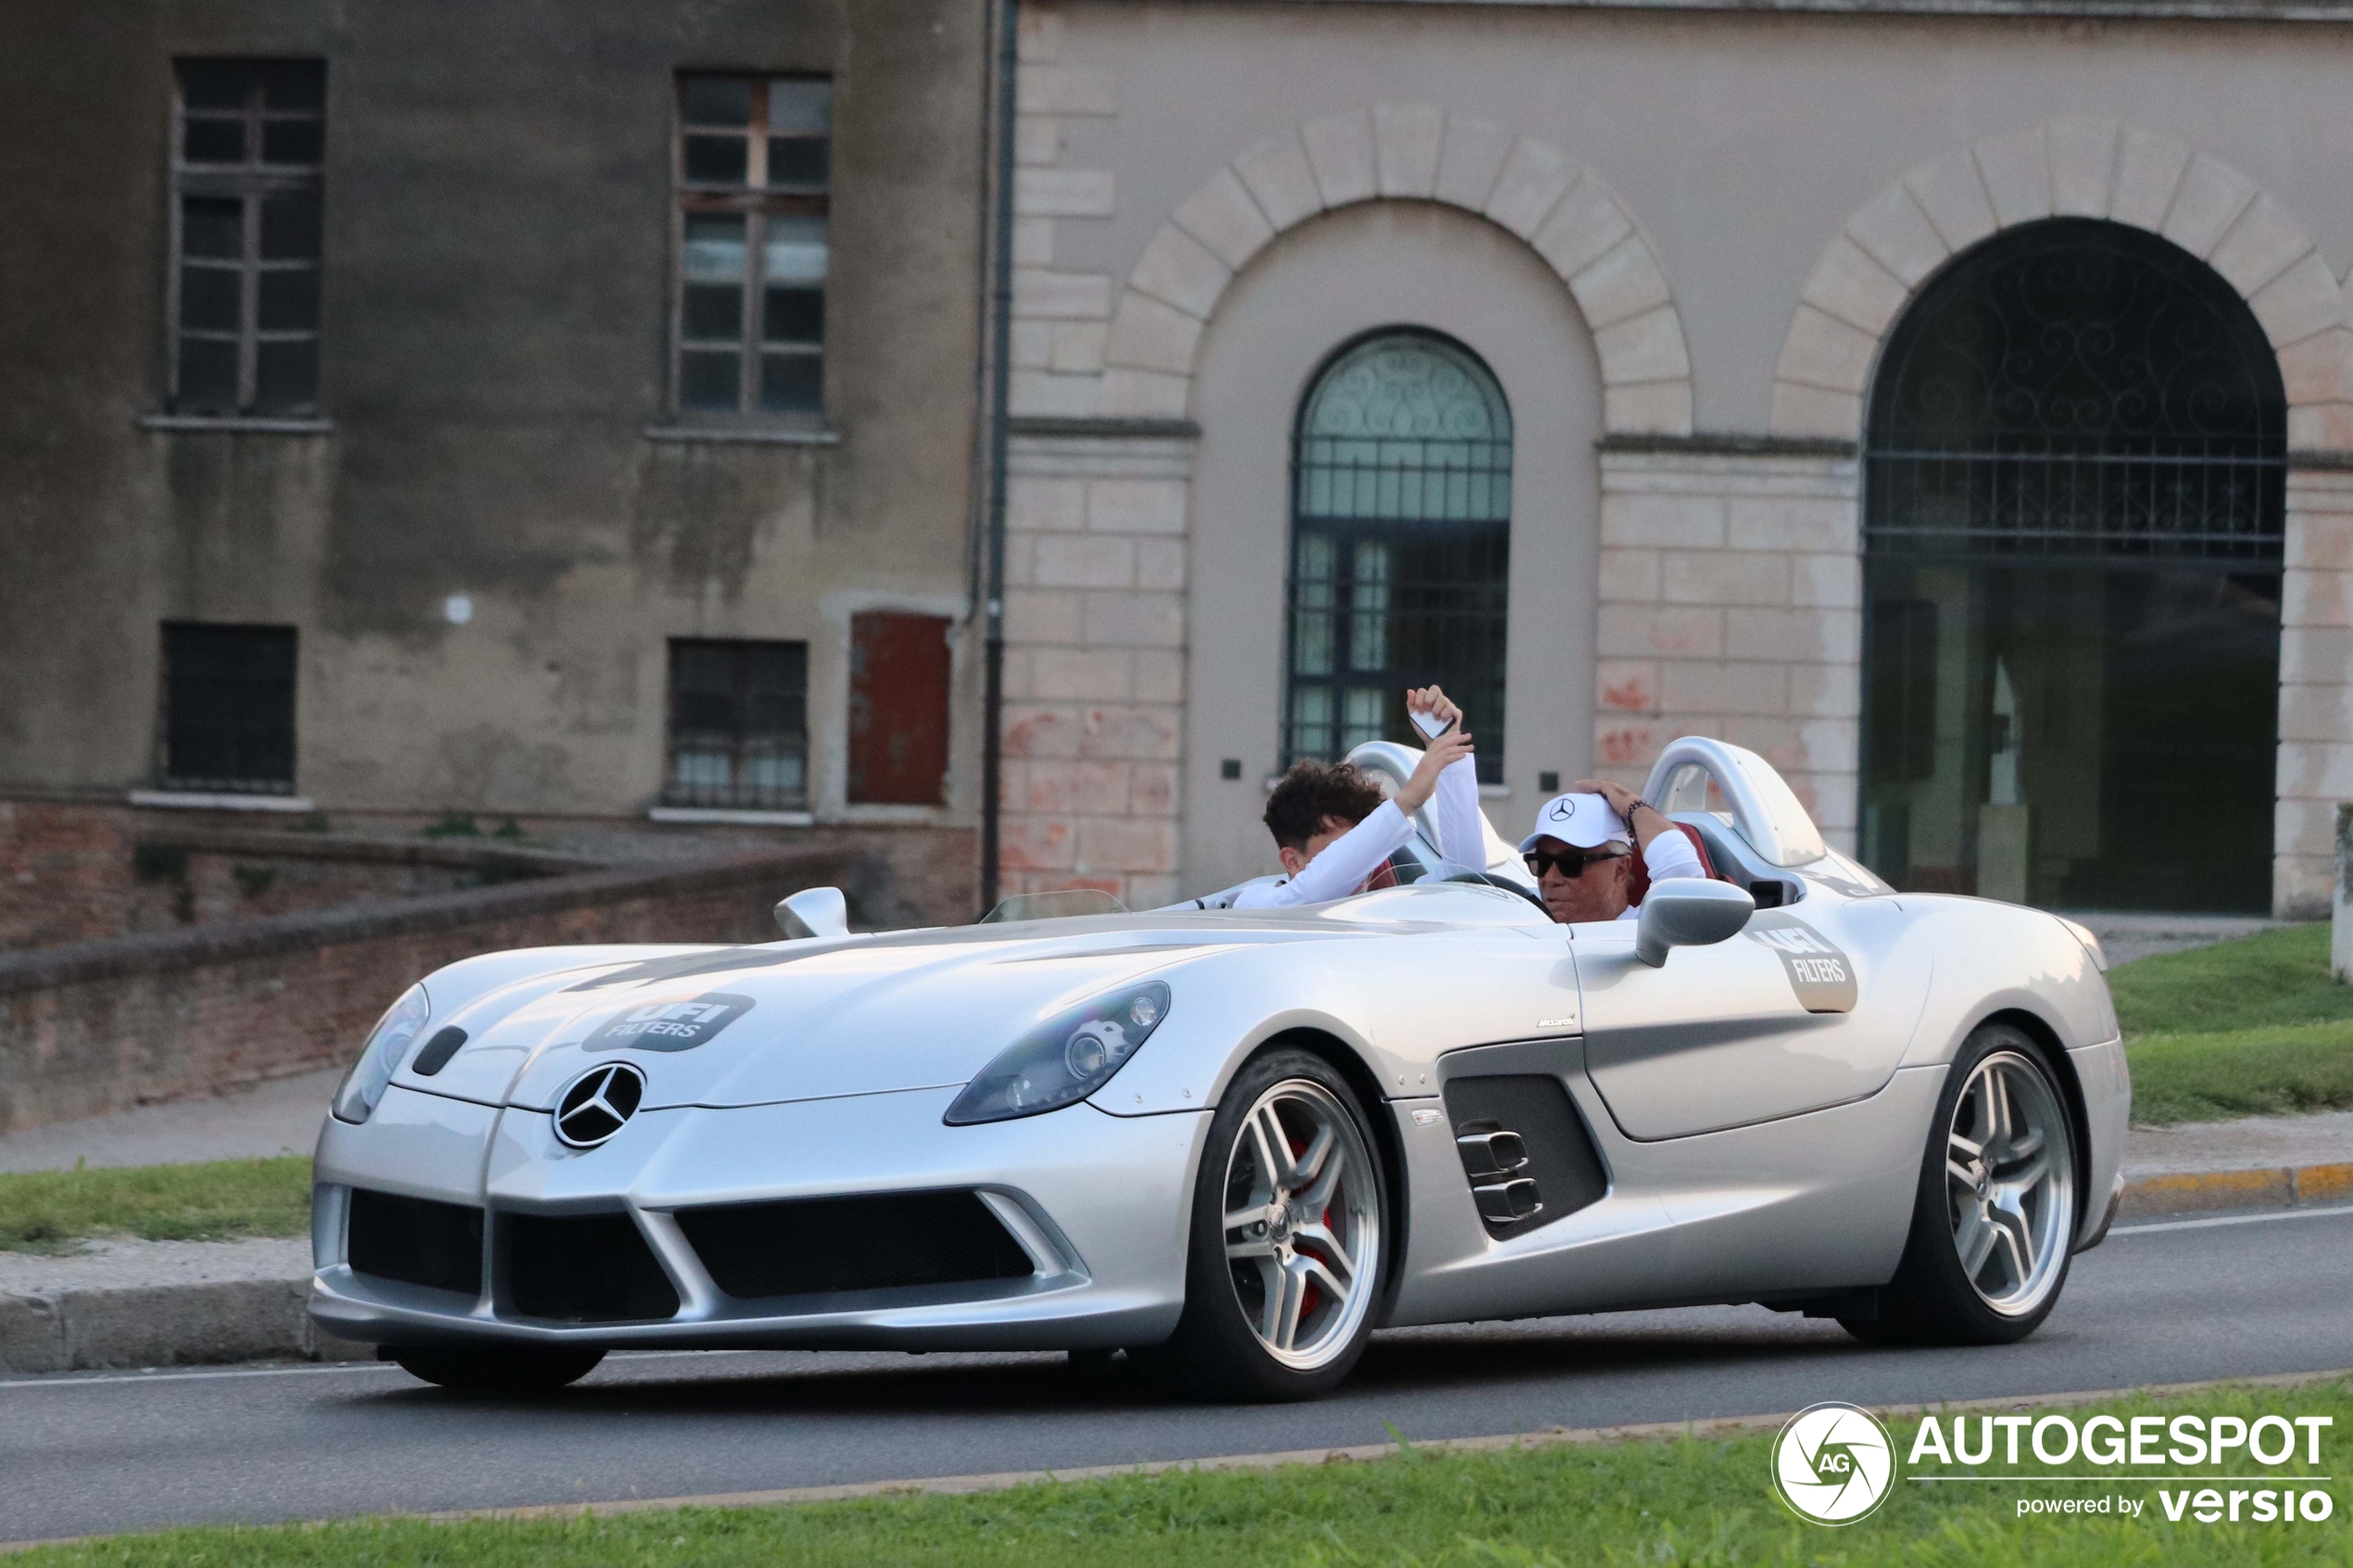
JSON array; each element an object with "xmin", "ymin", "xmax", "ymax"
[{"xmin": 553, "ymin": 1062, "xmax": 645, "ymax": 1149}]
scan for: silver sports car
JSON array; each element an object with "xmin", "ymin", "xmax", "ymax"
[{"xmin": 309, "ymin": 737, "xmax": 2127, "ymax": 1400}]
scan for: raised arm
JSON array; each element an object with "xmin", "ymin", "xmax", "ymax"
[
  {"xmin": 1407, "ymin": 685, "xmax": 1487, "ymax": 869},
  {"xmin": 1230, "ymin": 801, "xmax": 1416, "ymax": 908}
]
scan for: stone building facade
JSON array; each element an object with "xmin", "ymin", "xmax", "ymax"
[
  {"xmin": 0, "ymin": 0, "xmax": 988, "ymax": 915},
  {"xmin": 999, "ymin": 0, "xmax": 2353, "ymax": 918}
]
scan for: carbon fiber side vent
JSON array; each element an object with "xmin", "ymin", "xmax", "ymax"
[{"xmin": 1442, "ymin": 1073, "xmax": 1608, "ymax": 1239}]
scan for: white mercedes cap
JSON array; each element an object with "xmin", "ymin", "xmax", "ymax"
[{"xmin": 1517, "ymin": 791, "xmax": 1630, "ymax": 852}]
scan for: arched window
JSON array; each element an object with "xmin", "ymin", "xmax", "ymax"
[
  {"xmin": 1284, "ymin": 331, "xmax": 1511, "ymax": 782},
  {"xmin": 1862, "ymin": 220, "xmax": 2284, "ymax": 911}
]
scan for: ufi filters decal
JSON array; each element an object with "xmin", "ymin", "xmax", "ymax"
[
  {"xmin": 1743, "ymin": 911, "xmax": 1857, "ymax": 1013},
  {"xmin": 587, "ymin": 992, "xmax": 756, "ymax": 1052}
]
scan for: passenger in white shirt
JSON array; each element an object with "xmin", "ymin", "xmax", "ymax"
[
  {"xmin": 1233, "ymin": 687, "xmax": 1486, "ymax": 910},
  {"xmin": 1517, "ymin": 776, "xmax": 1708, "ymax": 923}
]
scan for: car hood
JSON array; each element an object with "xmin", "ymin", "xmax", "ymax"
[{"xmin": 392, "ymin": 912, "xmax": 1360, "ymax": 1112}]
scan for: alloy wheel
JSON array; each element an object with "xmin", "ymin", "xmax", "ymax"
[
  {"xmin": 1944, "ymin": 1050, "xmax": 2076, "ymax": 1317},
  {"xmin": 1219, "ymin": 1078, "xmax": 1381, "ymax": 1370}
]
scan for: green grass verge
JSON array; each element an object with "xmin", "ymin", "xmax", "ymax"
[
  {"xmin": 0, "ymin": 1156, "xmax": 311, "ymax": 1253},
  {"xmin": 2108, "ymin": 923, "xmax": 2353, "ymax": 1125},
  {"xmin": 16, "ymin": 1379, "xmax": 2349, "ymax": 1565}
]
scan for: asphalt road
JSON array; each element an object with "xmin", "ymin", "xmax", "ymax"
[{"xmin": 6, "ymin": 1205, "xmax": 2351, "ymax": 1545}]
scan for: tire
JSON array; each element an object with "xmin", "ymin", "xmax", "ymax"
[
  {"xmin": 1140, "ymin": 1047, "xmax": 1388, "ymax": 1401},
  {"xmin": 1844, "ymin": 1022, "xmax": 2080, "ymax": 1347},
  {"xmin": 391, "ymin": 1343, "xmax": 606, "ymax": 1393}
]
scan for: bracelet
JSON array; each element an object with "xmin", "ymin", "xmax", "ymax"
[{"xmin": 1625, "ymin": 798, "xmax": 1656, "ymax": 820}]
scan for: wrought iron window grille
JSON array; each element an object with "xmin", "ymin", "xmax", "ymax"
[
  {"xmin": 663, "ymin": 639, "xmax": 810, "ymax": 811},
  {"xmin": 1864, "ymin": 220, "xmax": 2285, "ymax": 570},
  {"xmin": 1283, "ymin": 332, "xmax": 1513, "ymax": 784}
]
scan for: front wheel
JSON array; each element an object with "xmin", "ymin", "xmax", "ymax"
[
  {"xmin": 1845, "ymin": 1022, "xmax": 2079, "ymax": 1346},
  {"xmin": 390, "ymin": 1344, "xmax": 606, "ymax": 1393},
  {"xmin": 1141, "ymin": 1048, "xmax": 1387, "ymax": 1401}
]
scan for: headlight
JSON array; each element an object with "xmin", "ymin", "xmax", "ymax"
[
  {"xmin": 943, "ymin": 981, "xmax": 1171, "ymax": 1125},
  {"xmin": 330, "ymin": 984, "xmax": 431, "ymax": 1125}
]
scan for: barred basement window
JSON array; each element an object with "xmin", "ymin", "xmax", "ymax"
[
  {"xmin": 160, "ymin": 623, "xmax": 298, "ymax": 793},
  {"xmin": 665, "ymin": 639, "xmax": 809, "ymax": 809},
  {"xmin": 673, "ymin": 74, "xmax": 830, "ymax": 420},
  {"xmin": 170, "ymin": 60, "xmax": 325, "ymax": 416}
]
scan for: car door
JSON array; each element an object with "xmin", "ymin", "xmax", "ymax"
[{"xmin": 1570, "ymin": 909, "xmax": 1874, "ymax": 1140}]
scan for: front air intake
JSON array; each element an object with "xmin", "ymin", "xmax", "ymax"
[
  {"xmin": 497, "ymin": 1210, "xmax": 681, "ymax": 1323},
  {"xmin": 346, "ymin": 1188, "xmax": 484, "ymax": 1297},
  {"xmin": 676, "ymin": 1190, "xmax": 1036, "ymax": 1301}
]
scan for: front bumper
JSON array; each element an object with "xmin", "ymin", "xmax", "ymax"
[{"xmin": 310, "ymin": 1083, "xmax": 1208, "ymax": 1351}]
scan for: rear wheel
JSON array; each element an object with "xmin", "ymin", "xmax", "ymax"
[
  {"xmin": 1141, "ymin": 1048, "xmax": 1386, "ymax": 1401},
  {"xmin": 1844, "ymin": 1022, "xmax": 2079, "ymax": 1346},
  {"xmin": 390, "ymin": 1344, "xmax": 606, "ymax": 1393}
]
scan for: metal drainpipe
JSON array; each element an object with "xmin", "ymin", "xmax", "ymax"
[{"xmin": 979, "ymin": 0, "xmax": 1019, "ymax": 914}]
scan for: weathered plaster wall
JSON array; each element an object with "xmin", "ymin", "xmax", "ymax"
[{"xmin": 0, "ymin": 0, "xmax": 986, "ymax": 827}]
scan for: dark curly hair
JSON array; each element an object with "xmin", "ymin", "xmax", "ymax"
[{"xmin": 1263, "ymin": 759, "xmax": 1387, "ymax": 852}]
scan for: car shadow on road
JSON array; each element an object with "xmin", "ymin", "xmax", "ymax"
[{"xmin": 355, "ymin": 1310, "xmax": 1882, "ymax": 1420}]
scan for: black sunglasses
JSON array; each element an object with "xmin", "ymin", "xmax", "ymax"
[{"xmin": 1524, "ymin": 846, "xmax": 1629, "ymax": 880}]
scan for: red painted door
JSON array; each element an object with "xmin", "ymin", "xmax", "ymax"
[{"xmin": 849, "ymin": 612, "xmax": 950, "ymax": 805}]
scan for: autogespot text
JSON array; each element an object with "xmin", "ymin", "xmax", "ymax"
[{"xmin": 1906, "ymin": 1411, "xmax": 2336, "ymax": 1526}]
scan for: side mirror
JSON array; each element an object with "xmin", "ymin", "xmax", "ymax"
[
  {"xmin": 1634, "ymin": 878, "xmax": 1755, "ymax": 968},
  {"xmin": 774, "ymin": 886, "xmax": 849, "ymax": 940}
]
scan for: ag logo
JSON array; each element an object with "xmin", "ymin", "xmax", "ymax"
[
  {"xmin": 1770, "ymin": 1401, "xmax": 1895, "ymax": 1525},
  {"xmin": 587, "ymin": 992, "xmax": 754, "ymax": 1053}
]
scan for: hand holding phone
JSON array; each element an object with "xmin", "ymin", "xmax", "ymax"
[{"xmin": 1406, "ymin": 684, "xmax": 1463, "ymax": 740}]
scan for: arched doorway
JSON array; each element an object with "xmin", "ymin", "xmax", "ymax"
[
  {"xmin": 1861, "ymin": 219, "xmax": 2285, "ymax": 911},
  {"xmin": 1282, "ymin": 330, "xmax": 1512, "ymax": 782}
]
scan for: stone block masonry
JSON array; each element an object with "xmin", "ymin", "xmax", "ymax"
[
  {"xmin": 1592, "ymin": 446, "xmax": 1863, "ymax": 850},
  {"xmin": 2276, "ymin": 469, "xmax": 2353, "ymax": 917},
  {"xmin": 998, "ymin": 431, "xmax": 1191, "ymax": 911}
]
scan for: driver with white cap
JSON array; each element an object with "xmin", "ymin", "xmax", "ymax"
[{"xmin": 1519, "ymin": 776, "xmax": 1705, "ymax": 924}]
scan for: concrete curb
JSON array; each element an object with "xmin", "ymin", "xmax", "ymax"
[
  {"xmin": 2117, "ymin": 1158, "xmax": 2353, "ymax": 1218},
  {"xmin": 1, "ymin": 1160, "xmax": 2345, "ymax": 1376},
  {"xmin": 0, "ymin": 1279, "xmax": 367, "ymax": 1374}
]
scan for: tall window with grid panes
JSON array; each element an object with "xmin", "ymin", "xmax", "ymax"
[
  {"xmin": 673, "ymin": 75, "xmax": 830, "ymax": 422},
  {"xmin": 1283, "ymin": 332, "xmax": 1512, "ymax": 784},
  {"xmin": 169, "ymin": 60, "xmax": 325, "ymax": 416}
]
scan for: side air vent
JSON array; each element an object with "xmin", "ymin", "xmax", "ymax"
[
  {"xmin": 675, "ymin": 1190, "xmax": 1037, "ymax": 1301},
  {"xmin": 1443, "ymin": 1073, "xmax": 1609, "ymax": 1239},
  {"xmin": 1455, "ymin": 1120, "xmax": 1544, "ymax": 1226},
  {"xmin": 346, "ymin": 1188, "xmax": 484, "ymax": 1297},
  {"xmin": 498, "ymin": 1210, "xmax": 681, "ymax": 1323}
]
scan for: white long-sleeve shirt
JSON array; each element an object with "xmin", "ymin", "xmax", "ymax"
[
  {"xmin": 1615, "ymin": 825, "xmax": 1708, "ymax": 920},
  {"xmin": 1233, "ymin": 757, "xmax": 1484, "ymax": 909}
]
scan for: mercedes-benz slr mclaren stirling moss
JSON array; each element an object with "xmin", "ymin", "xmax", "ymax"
[{"xmin": 311, "ymin": 738, "xmax": 2128, "ymax": 1400}]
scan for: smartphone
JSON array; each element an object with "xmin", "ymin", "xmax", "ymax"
[{"xmin": 1410, "ymin": 709, "xmax": 1454, "ymax": 742}]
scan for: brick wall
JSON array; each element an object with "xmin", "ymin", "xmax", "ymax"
[
  {"xmin": 2, "ymin": 801, "xmax": 979, "ymax": 949},
  {"xmin": 0, "ymin": 847, "xmax": 861, "ymax": 1136},
  {"xmin": 0, "ymin": 801, "xmax": 137, "ymax": 950},
  {"xmin": 0, "ymin": 802, "xmax": 598, "ymax": 951}
]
